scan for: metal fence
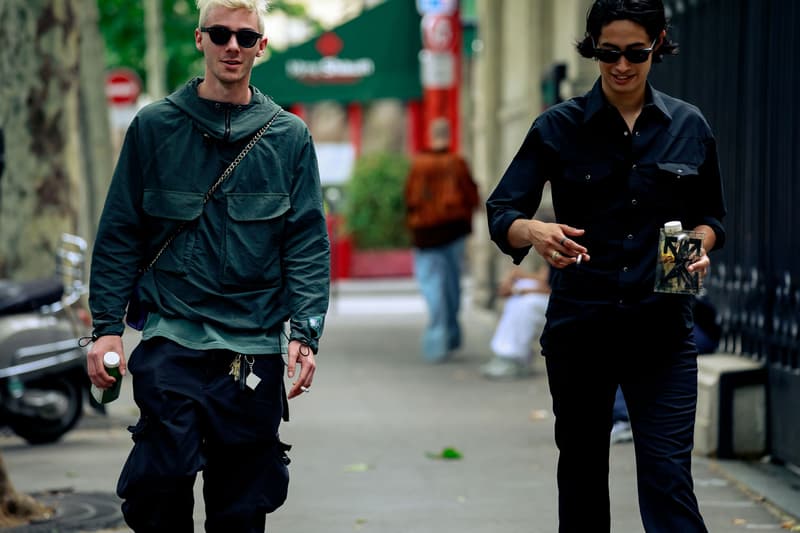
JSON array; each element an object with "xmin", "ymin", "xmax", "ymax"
[{"xmin": 651, "ymin": 0, "xmax": 800, "ymax": 466}]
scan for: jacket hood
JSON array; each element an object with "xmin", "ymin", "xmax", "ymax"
[{"xmin": 166, "ymin": 77, "xmax": 281, "ymax": 143}]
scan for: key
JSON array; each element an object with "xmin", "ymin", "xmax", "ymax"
[
  {"xmin": 229, "ymin": 355, "xmax": 241, "ymax": 382},
  {"xmin": 245, "ymin": 357, "xmax": 261, "ymax": 390},
  {"xmin": 238, "ymin": 355, "xmax": 247, "ymax": 391}
]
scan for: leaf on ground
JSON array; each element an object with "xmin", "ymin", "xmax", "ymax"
[
  {"xmin": 732, "ymin": 518, "xmax": 747, "ymax": 525},
  {"xmin": 426, "ymin": 447, "xmax": 463, "ymax": 460},
  {"xmin": 343, "ymin": 463, "xmax": 372, "ymax": 473}
]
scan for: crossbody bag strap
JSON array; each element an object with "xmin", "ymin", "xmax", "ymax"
[{"xmin": 142, "ymin": 109, "xmax": 282, "ymax": 272}]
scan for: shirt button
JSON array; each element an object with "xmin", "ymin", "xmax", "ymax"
[
  {"xmin": 631, "ymin": 199, "xmax": 638, "ymax": 206},
  {"xmin": 585, "ymin": 173, "xmax": 591, "ymax": 180},
  {"xmin": 623, "ymin": 266, "xmax": 629, "ymax": 272},
  {"xmin": 619, "ymin": 299, "xmax": 624, "ymax": 305},
  {"xmin": 624, "ymin": 131, "xmax": 629, "ymax": 136},
  {"xmin": 635, "ymin": 131, "xmax": 641, "ymax": 136},
  {"xmin": 627, "ymin": 234, "xmax": 634, "ymax": 240},
  {"xmin": 632, "ymin": 163, "xmax": 637, "ymax": 170}
]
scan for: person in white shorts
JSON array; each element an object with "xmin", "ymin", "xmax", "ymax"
[{"xmin": 482, "ymin": 264, "xmax": 550, "ymax": 379}]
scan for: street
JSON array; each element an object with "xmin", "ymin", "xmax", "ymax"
[{"xmin": 1, "ymin": 278, "xmax": 797, "ymax": 532}]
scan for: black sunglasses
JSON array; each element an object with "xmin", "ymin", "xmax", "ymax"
[
  {"xmin": 201, "ymin": 26, "xmax": 262, "ymax": 48},
  {"xmin": 593, "ymin": 39, "xmax": 657, "ymax": 64}
]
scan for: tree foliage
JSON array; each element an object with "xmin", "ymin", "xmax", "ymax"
[
  {"xmin": 343, "ymin": 152, "xmax": 411, "ymax": 250},
  {"xmin": 97, "ymin": 0, "xmax": 319, "ymax": 92}
]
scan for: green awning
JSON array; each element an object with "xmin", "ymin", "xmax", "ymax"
[{"xmin": 252, "ymin": 0, "xmax": 422, "ymax": 105}]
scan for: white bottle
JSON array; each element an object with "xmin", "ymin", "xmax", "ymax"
[{"xmin": 90, "ymin": 351, "xmax": 123, "ymax": 404}]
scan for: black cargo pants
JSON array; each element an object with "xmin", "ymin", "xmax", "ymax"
[{"xmin": 117, "ymin": 337, "xmax": 290, "ymax": 533}]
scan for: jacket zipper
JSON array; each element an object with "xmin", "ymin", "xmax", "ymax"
[{"xmin": 224, "ymin": 108, "xmax": 231, "ymax": 142}]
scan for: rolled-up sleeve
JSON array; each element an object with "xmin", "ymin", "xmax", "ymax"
[
  {"xmin": 486, "ymin": 123, "xmax": 553, "ymax": 264},
  {"xmin": 691, "ymin": 136, "xmax": 727, "ymax": 250}
]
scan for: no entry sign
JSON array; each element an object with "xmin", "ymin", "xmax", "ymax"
[{"xmin": 105, "ymin": 68, "xmax": 142, "ymax": 106}]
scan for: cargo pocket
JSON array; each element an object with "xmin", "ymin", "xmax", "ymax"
[
  {"xmin": 142, "ymin": 189, "xmax": 204, "ymax": 275},
  {"xmin": 262, "ymin": 438, "xmax": 291, "ymax": 514},
  {"xmin": 116, "ymin": 415, "xmax": 152, "ymax": 498},
  {"xmin": 222, "ymin": 193, "xmax": 290, "ymax": 288}
]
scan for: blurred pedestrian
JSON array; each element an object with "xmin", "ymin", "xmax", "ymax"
[
  {"xmin": 486, "ymin": 0, "xmax": 726, "ymax": 531},
  {"xmin": 481, "ymin": 263, "xmax": 550, "ymax": 379},
  {"xmin": 86, "ymin": 0, "xmax": 330, "ymax": 530},
  {"xmin": 404, "ymin": 118, "xmax": 479, "ymax": 363}
]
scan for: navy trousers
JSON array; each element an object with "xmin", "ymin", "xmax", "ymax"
[
  {"xmin": 117, "ymin": 338, "xmax": 290, "ymax": 532},
  {"xmin": 543, "ymin": 316, "xmax": 708, "ymax": 533}
]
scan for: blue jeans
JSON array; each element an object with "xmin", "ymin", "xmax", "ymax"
[{"xmin": 413, "ymin": 237, "xmax": 466, "ymax": 362}]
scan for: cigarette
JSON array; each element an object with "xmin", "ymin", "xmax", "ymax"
[{"xmin": 576, "ymin": 254, "xmax": 582, "ymax": 265}]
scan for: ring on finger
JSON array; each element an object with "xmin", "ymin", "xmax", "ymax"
[
  {"xmin": 300, "ymin": 385, "xmax": 310, "ymax": 393},
  {"xmin": 559, "ymin": 237, "xmax": 567, "ymax": 246},
  {"xmin": 551, "ymin": 250, "xmax": 560, "ymax": 260}
]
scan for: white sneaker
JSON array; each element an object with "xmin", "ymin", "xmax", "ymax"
[
  {"xmin": 480, "ymin": 357, "xmax": 530, "ymax": 379},
  {"xmin": 610, "ymin": 421, "xmax": 633, "ymax": 444}
]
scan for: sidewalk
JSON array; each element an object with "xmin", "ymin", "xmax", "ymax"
[{"xmin": 1, "ymin": 277, "xmax": 798, "ymax": 532}]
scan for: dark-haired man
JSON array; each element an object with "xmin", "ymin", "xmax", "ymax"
[{"xmin": 487, "ymin": 0, "xmax": 725, "ymax": 531}]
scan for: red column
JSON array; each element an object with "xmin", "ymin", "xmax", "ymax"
[
  {"xmin": 347, "ymin": 102, "xmax": 363, "ymax": 158},
  {"xmin": 419, "ymin": 9, "xmax": 462, "ymax": 152}
]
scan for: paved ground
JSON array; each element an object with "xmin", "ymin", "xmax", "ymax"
[{"xmin": 2, "ymin": 277, "xmax": 799, "ymax": 532}]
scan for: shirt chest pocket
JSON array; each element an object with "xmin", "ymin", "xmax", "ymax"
[
  {"xmin": 651, "ymin": 162, "xmax": 699, "ymax": 208},
  {"xmin": 559, "ymin": 162, "xmax": 618, "ymax": 216},
  {"xmin": 222, "ymin": 193, "xmax": 290, "ymax": 288},
  {"xmin": 142, "ymin": 189, "xmax": 204, "ymax": 275}
]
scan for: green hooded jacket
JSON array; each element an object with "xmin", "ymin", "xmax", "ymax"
[{"xmin": 89, "ymin": 78, "xmax": 330, "ymax": 352}]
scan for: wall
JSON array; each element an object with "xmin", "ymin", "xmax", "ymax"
[{"xmin": 469, "ymin": 0, "xmax": 593, "ymax": 307}]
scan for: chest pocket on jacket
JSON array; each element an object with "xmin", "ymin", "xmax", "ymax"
[
  {"xmin": 142, "ymin": 189, "xmax": 204, "ymax": 275},
  {"xmin": 222, "ymin": 193, "xmax": 290, "ymax": 288}
]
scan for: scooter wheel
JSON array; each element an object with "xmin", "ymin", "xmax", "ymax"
[{"xmin": 8, "ymin": 374, "xmax": 84, "ymax": 445}]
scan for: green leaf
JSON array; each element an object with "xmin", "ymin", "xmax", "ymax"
[{"xmin": 426, "ymin": 446, "xmax": 463, "ymax": 460}]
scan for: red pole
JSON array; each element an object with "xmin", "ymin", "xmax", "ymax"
[
  {"xmin": 348, "ymin": 102, "xmax": 363, "ymax": 158},
  {"xmin": 407, "ymin": 100, "xmax": 424, "ymax": 154},
  {"xmin": 289, "ymin": 104, "xmax": 306, "ymax": 122},
  {"xmin": 450, "ymin": 9, "xmax": 462, "ymax": 153},
  {"xmin": 419, "ymin": 7, "xmax": 462, "ymax": 152}
]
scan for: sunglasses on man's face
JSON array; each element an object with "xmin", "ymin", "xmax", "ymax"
[
  {"xmin": 593, "ymin": 39, "xmax": 657, "ymax": 64},
  {"xmin": 201, "ymin": 26, "xmax": 262, "ymax": 48}
]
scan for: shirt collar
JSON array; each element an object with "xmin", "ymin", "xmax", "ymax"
[{"xmin": 583, "ymin": 78, "xmax": 672, "ymax": 124}]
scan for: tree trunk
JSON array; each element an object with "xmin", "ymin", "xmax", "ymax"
[
  {"xmin": 0, "ymin": 0, "xmax": 111, "ymax": 279},
  {"xmin": 0, "ymin": 0, "xmax": 111, "ymax": 523},
  {"xmin": 0, "ymin": 453, "xmax": 53, "ymax": 526}
]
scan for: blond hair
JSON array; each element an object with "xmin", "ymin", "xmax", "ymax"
[{"xmin": 196, "ymin": 0, "xmax": 269, "ymax": 33}]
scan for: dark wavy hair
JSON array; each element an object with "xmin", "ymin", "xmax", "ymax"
[{"xmin": 575, "ymin": 0, "xmax": 679, "ymax": 63}]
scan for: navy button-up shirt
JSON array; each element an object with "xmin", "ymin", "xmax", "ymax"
[{"xmin": 487, "ymin": 79, "xmax": 726, "ymax": 341}]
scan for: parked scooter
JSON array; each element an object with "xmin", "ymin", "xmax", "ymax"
[{"xmin": 0, "ymin": 233, "xmax": 94, "ymax": 444}]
